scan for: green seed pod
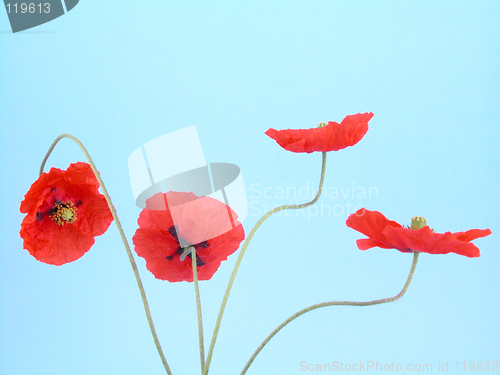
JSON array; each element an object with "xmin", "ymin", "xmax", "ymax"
[
  {"xmin": 317, "ymin": 122, "xmax": 327, "ymax": 128},
  {"xmin": 411, "ymin": 216, "xmax": 427, "ymax": 230}
]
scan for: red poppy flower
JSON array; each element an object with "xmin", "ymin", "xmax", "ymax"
[
  {"xmin": 346, "ymin": 208, "xmax": 491, "ymax": 258},
  {"xmin": 133, "ymin": 191, "xmax": 245, "ymax": 282},
  {"xmin": 265, "ymin": 112, "xmax": 374, "ymax": 153},
  {"xmin": 20, "ymin": 162, "xmax": 114, "ymax": 265}
]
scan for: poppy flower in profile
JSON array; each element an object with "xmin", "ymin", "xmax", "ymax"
[
  {"xmin": 133, "ymin": 191, "xmax": 245, "ymax": 282},
  {"xmin": 265, "ymin": 112, "xmax": 374, "ymax": 153},
  {"xmin": 346, "ymin": 208, "xmax": 491, "ymax": 258},
  {"xmin": 20, "ymin": 162, "xmax": 114, "ymax": 265}
]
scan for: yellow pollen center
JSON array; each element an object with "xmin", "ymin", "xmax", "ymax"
[{"xmin": 50, "ymin": 201, "xmax": 78, "ymax": 226}]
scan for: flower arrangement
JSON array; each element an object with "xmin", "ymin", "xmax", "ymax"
[{"xmin": 19, "ymin": 115, "xmax": 491, "ymax": 374}]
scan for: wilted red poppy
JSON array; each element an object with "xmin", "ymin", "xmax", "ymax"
[
  {"xmin": 133, "ymin": 191, "xmax": 245, "ymax": 282},
  {"xmin": 20, "ymin": 162, "xmax": 114, "ymax": 265},
  {"xmin": 265, "ymin": 112, "xmax": 374, "ymax": 153},
  {"xmin": 346, "ymin": 208, "xmax": 491, "ymax": 258}
]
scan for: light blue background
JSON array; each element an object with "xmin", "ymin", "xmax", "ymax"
[{"xmin": 1, "ymin": 1, "xmax": 498, "ymax": 374}]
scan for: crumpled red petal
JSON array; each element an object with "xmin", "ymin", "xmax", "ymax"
[
  {"xmin": 346, "ymin": 208, "xmax": 402, "ymax": 250},
  {"xmin": 383, "ymin": 226, "xmax": 485, "ymax": 257},
  {"xmin": 20, "ymin": 215, "xmax": 96, "ymax": 265},
  {"xmin": 265, "ymin": 113, "xmax": 374, "ymax": 153},
  {"xmin": 452, "ymin": 229, "xmax": 492, "ymax": 243}
]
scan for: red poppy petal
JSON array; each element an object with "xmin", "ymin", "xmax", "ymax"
[
  {"xmin": 335, "ymin": 112, "xmax": 373, "ymax": 148},
  {"xmin": 133, "ymin": 227, "xmax": 179, "ymax": 259},
  {"xmin": 383, "ymin": 226, "xmax": 482, "ymax": 257},
  {"xmin": 135, "ymin": 193, "xmax": 183, "ymax": 240},
  {"xmin": 282, "ymin": 130, "xmax": 319, "ymax": 153},
  {"xmin": 426, "ymin": 232, "xmax": 481, "ymax": 257},
  {"xmin": 304, "ymin": 127, "xmax": 332, "ymax": 152},
  {"xmin": 195, "ymin": 259, "xmax": 224, "ymax": 281},
  {"xmin": 143, "ymin": 256, "xmax": 183, "ymax": 281},
  {"xmin": 20, "ymin": 173, "xmax": 61, "ymax": 215},
  {"xmin": 199, "ymin": 224, "xmax": 246, "ymax": 263},
  {"xmin": 265, "ymin": 127, "xmax": 320, "ymax": 153},
  {"xmin": 346, "ymin": 208, "xmax": 403, "ymax": 248},
  {"xmin": 20, "ymin": 216, "xmax": 95, "ymax": 265},
  {"xmin": 308, "ymin": 113, "xmax": 372, "ymax": 152},
  {"xmin": 265, "ymin": 128, "xmax": 315, "ymax": 152},
  {"xmin": 64, "ymin": 162, "xmax": 100, "ymax": 189},
  {"xmin": 355, "ymin": 238, "xmax": 395, "ymax": 251},
  {"xmin": 135, "ymin": 240, "xmax": 224, "ymax": 282},
  {"xmin": 144, "ymin": 254, "xmax": 223, "ymax": 282},
  {"xmin": 430, "ymin": 237, "xmax": 481, "ymax": 257},
  {"xmin": 166, "ymin": 190, "xmax": 198, "ymax": 205},
  {"xmin": 173, "ymin": 194, "xmax": 241, "ymax": 246},
  {"xmin": 138, "ymin": 206, "xmax": 174, "ymax": 231},
  {"xmin": 452, "ymin": 229, "xmax": 492, "ymax": 242},
  {"xmin": 382, "ymin": 226, "xmax": 434, "ymax": 252},
  {"xmin": 75, "ymin": 194, "xmax": 114, "ymax": 237}
]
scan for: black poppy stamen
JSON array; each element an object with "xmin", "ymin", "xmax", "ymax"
[{"xmin": 49, "ymin": 201, "xmax": 78, "ymax": 226}]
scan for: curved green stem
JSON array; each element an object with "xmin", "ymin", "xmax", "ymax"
[
  {"xmin": 240, "ymin": 251, "xmax": 420, "ymax": 375},
  {"xmin": 191, "ymin": 247, "xmax": 206, "ymax": 373},
  {"xmin": 40, "ymin": 134, "xmax": 173, "ymax": 375},
  {"xmin": 203, "ymin": 152, "xmax": 327, "ymax": 375}
]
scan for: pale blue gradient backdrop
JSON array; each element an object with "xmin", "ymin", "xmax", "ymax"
[{"xmin": 1, "ymin": 2, "xmax": 498, "ymax": 374}]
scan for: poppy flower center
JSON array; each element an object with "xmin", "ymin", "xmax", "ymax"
[
  {"xmin": 179, "ymin": 246, "xmax": 194, "ymax": 262},
  {"xmin": 166, "ymin": 226, "xmax": 207, "ymax": 267},
  {"xmin": 317, "ymin": 122, "xmax": 327, "ymax": 128},
  {"xmin": 50, "ymin": 201, "xmax": 78, "ymax": 226},
  {"xmin": 410, "ymin": 216, "xmax": 427, "ymax": 230}
]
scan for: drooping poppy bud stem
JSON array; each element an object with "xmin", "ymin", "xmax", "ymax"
[
  {"xmin": 411, "ymin": 216, "xmax": 427, "ymax": 230},
  {"xmin": 39, "ymin": 134, "xmax": 172, "ymax": 375}
]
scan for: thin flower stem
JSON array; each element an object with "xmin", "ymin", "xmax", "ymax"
[
  {"xmin": 203, "ymin": 152, "xmax": 327, "ymax": 375},
  {"xmin": 240, "ymin": 251, "xmax": 420, "ymax": 375},
  {"xmin": 40, "ymin": 134, "xmax": 173, "ymax": 375},
  {"xmin": 191, "ymin": 247, "xmax": 206, "ymax": 374}
]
